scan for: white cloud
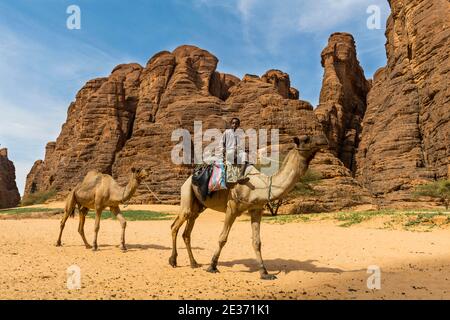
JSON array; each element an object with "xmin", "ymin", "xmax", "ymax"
[
  {"xmin": 196, "ymin": 0, "xmax": 390, "ymax": 54},
  {"xmin": 0, "ymin": 11, "xmax": 128, "ymax": 197},
  {"xmin": 237, "ymin": 0, "xmax": 257, "ymax": 20}
]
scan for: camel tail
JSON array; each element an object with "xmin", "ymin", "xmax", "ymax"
[{"xmin": 65, "ymin": 189, "xmax": 77, "ymax": 218}]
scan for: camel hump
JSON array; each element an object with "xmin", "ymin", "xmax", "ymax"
[{"xmin": 79, "ymin": 170, "xmax": 103, "ymax": 187}]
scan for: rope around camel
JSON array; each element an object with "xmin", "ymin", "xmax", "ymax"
[{"xmin": 121, "ymin": 181, "xmax": 162, "ymax": 208}]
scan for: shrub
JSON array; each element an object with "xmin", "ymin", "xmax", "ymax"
[
  {"xmin": 21, "ymin": 189, "xmax": 57, "ymax": 206},
  {"xmin": 291, "ymin": 169, "xmax": 323, "ymax": 196},
  {"xmin": 413, "ymin": 180, "xmax": 450, "ymax": 209}
]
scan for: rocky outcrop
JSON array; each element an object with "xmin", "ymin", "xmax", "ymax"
[
  {"xmin": 25, "ymin": 44, "xmax": 370, "ymax": 210},
  {"xmin": 210, "ymin": 72, "xmax": 240, "ymax": 100},
  {"xmin": 235, "ymin": 91, "xmax": 372, "ymax": 213},
  {"xmin": 21, "ymin": 1, "xmax": 450, "ymax": 210},
  {"xmin": 356, "ymin": 0, "xmax": 450, "ymax": 202},
  {"xmin": 0, "ymin": 148, "xmax": 20, "ymax": 209},
  {"xmin": 315, "ymin": 32, "xmax": 371, "ymax": 173},
  {"xmin": 24, "ymin": 63, "xmax": 142, "ymax": 196},
  {"xmin": 112, "ymin": 46, "xmax": 229, "ymax": 204}
]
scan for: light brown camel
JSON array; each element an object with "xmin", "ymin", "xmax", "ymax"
[
  {"xmin": 56, "ymin": 168, "xmax": 149, "ymax": 251},
  {"xmin": 169, "ymin": 134, "xmax": 328, "ymax": 280}
]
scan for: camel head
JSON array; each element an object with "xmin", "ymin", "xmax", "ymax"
[
  {"xmin": 293, "ymin": 134, "xmax": 328, "ymax": 160},
  {"xmin": 131, "ymin": 167, "xmax": 150, "ymax": 183}
]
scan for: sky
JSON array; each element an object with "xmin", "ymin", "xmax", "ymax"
[{"xmin": 0, "ymin": 0, "xmax": 391, "ymax": 195}]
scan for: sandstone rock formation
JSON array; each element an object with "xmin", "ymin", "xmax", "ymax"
[
  {"xmin": 0, "ymin": 148, "xmax": 20, "ymax": 209},
  {"xmin": 315, "ymin": 32, "xmax": 371, "ymax": 173},
  {"xmin": 22, "ymin": 0, "xmax": 450, "ymax": 211},
  {"xmin": 356, "ymin": 0, "xmax": 450, "ymax": 202},
  {"xmin": 24, "ymin": 63, "xmax": 142, "ymax": 196},
  {"xmin": 25, "ymin": 44, "xmax": 371, "ymax": 210}
]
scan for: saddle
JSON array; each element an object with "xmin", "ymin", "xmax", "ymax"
[
  {"xmin": 192, "ymin": 164, "xmax": 213, "ymax": 201},
  {"xmin": 192, "ymin": 162, "xmax": 227, "ymax": 201}
]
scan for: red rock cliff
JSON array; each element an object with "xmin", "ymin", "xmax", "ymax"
[
  {"xmin": 356, "ymin": 0, "xmax": 450, "ymax": 201},
  {"xmin": 0, "ymin": 148, "xmax": 20, "ymax": 209}
]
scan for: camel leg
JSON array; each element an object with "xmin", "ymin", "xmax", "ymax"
[
  {"xmin": 206, "ymin": 207, "xmax": 237, "ymax": 273},
  {"xmin": 169, "ymin": 214, "xmax": 187, "ymax": 267},
  {"xmin": 92, "ymin": 208, "xmax": 102, "ymax": 251},
  {"xmin": 78, "ymin": 207, "xmax": 91, "ymax": 249},
  {"xmin": 183, "ymin": 213, "xmax": 200, "ymax": 268},
  {"xmin": 56, "ymin": 206, "xmax": 75, "ymax": 247},
  {"xmin": 111, "ymin": 206, "xmax": 127, "ymax": 252},
  {"xmin": 170, "ymin": 178, "xmax": 198, "ymax": 267},
  {"xmin": 56, "ymin": 190, "xmax": 77, "ymax": 246},
  {"xmin": 56, "ymin": 207, "xmax": 74, "ymax": 247},
  {"xmin": 250, "ymin": 209, "xmax": 276, "ymax": 280}
]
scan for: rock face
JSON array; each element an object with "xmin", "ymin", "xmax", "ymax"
[
  {"xmin": 315, "ymin": 33, "xmax": 371, "ymax": 173},
  {"xmin": 0, "ymin": 148, "xmax": 20, "ymax": 209},
  {"xmin": 21, "ymin": 1, "xmax": 450, "ymax": 210},
  {"xmin": 356, "ymin": 0, "xmax": 450, "ymax": 201},
  {"xmin": 25, "ymin": 44, "xmax": 371, "ymax": 210},
  {"xmin": 112, "ymin": 46, "xmax": 229, "ymax": 203},
  {"xmin": 24, "ymin": 63, "xmax": 142, "ymax": 196}
]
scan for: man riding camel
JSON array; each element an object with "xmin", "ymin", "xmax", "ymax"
[{"xmin": 219, "ymin": 117, "xmax": 249, "ymax": 184}]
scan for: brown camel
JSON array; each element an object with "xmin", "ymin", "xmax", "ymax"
[
  {"xmin": 56, "ymin": 168, "xmax": 149, "ymax": 251},
  {"xmin": 169, "ymin": 134, "xmax": 328, "ymax": 280}
]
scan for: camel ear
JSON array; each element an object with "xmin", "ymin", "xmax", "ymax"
[
  {"xmin": 293, "ymin": 137, "xmax": 300, "ymax": 147},
  {"xmin": 131, "ymin": 167, "xmax": 136, "ymax": 173}
]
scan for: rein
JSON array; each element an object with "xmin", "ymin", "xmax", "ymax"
[
  {"xmin": 121, "ymin": 179, "xmax": 162, "ymax": 208},
  {"xmin": 230, "ymin": 173, "xmax": 275, "ymax": 205},
  {"xmin": 143, "ymin": 181, "xmax": 163, "ymax": 203},
  {"xmin": 268, "ymin": 176, "xmax": 273, "ymax": 201}
]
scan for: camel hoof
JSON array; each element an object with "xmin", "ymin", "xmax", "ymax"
[
  {"xmin": 55, "ymin": 242, "xmax": 62, "ymax": 247},
  {"xmin": 260, "ymin": 273, "xmax": 277, "ymax": 280},
  {"xmin": 92, "ymin": 246, "xmax": 98, "ymax": 251},
  {"xmin": 190, "ymin": 262, "xmax": 201, "ymax": 269},
  {"xmin": 120, "ymin": 246, "xmax": 127, "ymax": 252},
  {"xmin": 85, "ymin": 245, "xmax": 92, "ymax": 249},
  {"xmin": 169, "ymin": 257, "xmax": 177, "ymax": 268},
  {"xmin": 206, "ymin": 265, "xmax": 219, "ymax": 273}
]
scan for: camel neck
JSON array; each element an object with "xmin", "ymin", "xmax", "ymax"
[
  {"xmin": 268, "ymin": 149, "xmax": 308, "ymax": 200},
  {"xmin": 122, "ymin": 174, "xmax": 140, "ymax": 202}
]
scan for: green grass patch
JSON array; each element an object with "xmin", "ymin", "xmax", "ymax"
[
  {"xmin": 262, "ymin": 214, "xmax": 310, "ymax": 224},
  {"xmin": 0, "ymin": 207, "xmax": 59, "ymax": 215},
  {"xmin": 0, "ymin": 207, "xmax": 173, "ymax": 221},
  {"xmin": 86, "ymin": 210, "xmax": 173, "ymax": 221},
  {"xmin": 336, "ymin": 212, "xmax": 367, "ymax": 227},
  {"xmin": 335, "ymin": 210, "xmax": 394, "ymax": 227},
  {"xmin": 260, "ymin": 208, "xmax": 450, "ymax": 230},
  {"xmin": 403, "ymin": 212, "xmax": 447, "ymax": 230}
]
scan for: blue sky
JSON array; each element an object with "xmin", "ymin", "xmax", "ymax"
[{"xmin": 0, "ymin": 0, "xmax": 390, "ymax": 195}]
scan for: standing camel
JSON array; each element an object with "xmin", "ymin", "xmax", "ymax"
[
  {"xmin": 56, "ymin": 167, "xmax": 149, "ymax": 251},
  {"xmin": 169, "ymin": 134, "xmax": 328, "ymax": 279}
]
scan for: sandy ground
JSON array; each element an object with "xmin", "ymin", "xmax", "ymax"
[{"xmin": 1, "ymin": 205, "xmax": 450, "ymax": 300}]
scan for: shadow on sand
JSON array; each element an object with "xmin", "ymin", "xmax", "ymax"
[
  {"xmin": 59, "ymin": 243, "xmax": 205, "ymax": 251},
  {"xmin": 219, "ymin": 258, "xmax": 361, "ymax": 274}
]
